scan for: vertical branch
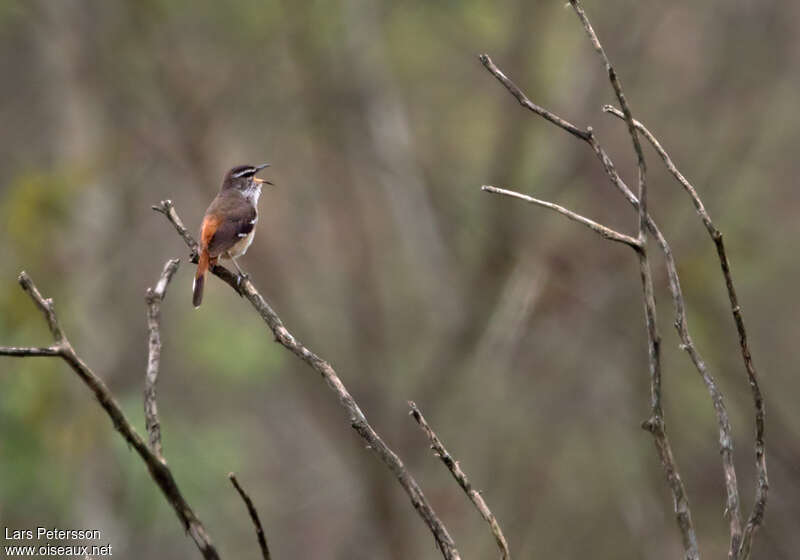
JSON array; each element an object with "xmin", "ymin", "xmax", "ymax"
[
  {"xmin": 409, "ymin": 402, "xmax": 511, "ymax": 560},
  {"xmin": 567, "ymin": 3, "xmax": 701, "ymax": 557},
  {"xmin": 229, "ymin": 473, "xmax": 272, "ymax": 560},
  {"xmin": 588, "ymin": 113, "xmax": 743, "ymax": 558},
  {"xmin": 603, "ymin": 106, "xmax": 767, "ymax": 559},
  {"xmin": 144, "ymin": 258, "xmax": 181, "ymax": 459},
  {"xmin": 567, "ymin": 0, "xmax": 648, "ymax": 239}
]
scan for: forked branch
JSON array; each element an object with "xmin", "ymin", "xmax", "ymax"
[
  {"xmin": 153, "ymin": 200, "xmax": 461, "ymax": 560},
  {"xmin": 0, "ymin": 270, "xmax": 221, "ymax": 560},
  {"xmin": 604, "ymin": 104, "xmax": 768, "ymax": 559},
  {"xmin": 480, "ymin": 53, "xmax": 699, "ymax": 559},
  {"xmin": 478, "ymin": 2, "xmax": 729, "ymax": 555}
]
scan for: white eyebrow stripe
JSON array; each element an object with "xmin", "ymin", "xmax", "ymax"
[{"xmin": 232, "ymin": 167, "xmax": 256, "ymax": 178}]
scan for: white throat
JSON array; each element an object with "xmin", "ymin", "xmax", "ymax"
[{"xmin": 241, "ymin": 183, "xmax": 262, "ymax": 206}]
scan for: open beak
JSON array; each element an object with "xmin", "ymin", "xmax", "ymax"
[{"xmin": 253, "ymin": 163, "xmax": 273, "ymax": 185}]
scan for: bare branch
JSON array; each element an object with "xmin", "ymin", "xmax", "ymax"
[
  {"xmin": 154, "ymin": 202, "xmax": 461, "ymax": 560},
  {"xmin": 145, "ymin": 258, "xmax": 181, "ymax": 459},
  {"xmin": 409, "ymin": 402, "xmax": 510, "ymax": 560},
  {"xmin": 480, "ymin": 46, "xmax": 702, "ymax": 560},
  {"xmin": 2, "ymin": 272, "xmax": 221, "ymax": 560},
  {"xmin": 228, "ymin": 473, "xmax": 272, "ymax": 560},
  {"xmin": 18, "ymin": 272, "xmax": 67, "ymax": 343},
  {"xmin": 583, "ymin": 123, "xmax": 743, "ymax": 553},
  {"xmin": 481, "ymin": 185, "xmax": 640, "ymax": 248},
  {"xmin": 478, "ymin": 54, "xmax": 590, "ymax": 142},
  {"xmin": 567, "ymin": 0, "xmax": 648, "ymax": 242},
  {"xmin": 604, "ymin": 105, "xmax": 768, "ymax": 559},
  {"xmin": 570, "ymin": 4, "xmax": 708, "ymax": 555},
  {"xmin": 0, "ymin": 346, "xmax": 61, "ymax": 357},
  {"xmin": 152, "ymin": 200, "xmax": 248, "ymax": 297},
  {"xmin": 152, "ymin": 199, "xmax": 198, "ymax": 254}
]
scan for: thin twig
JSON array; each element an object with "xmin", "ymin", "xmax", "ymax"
[
  {"xmin": 585, "ymin": 130, "xmax": 705, "ymax": 560},
  {"xmin": 409, "ymin": 402, "xmax": 510, "ymax": 560},
  {"xmin": 573, "ymin": 4, "xmax": 706, "ymax": 556},
  {"xmin": 480, "ymin": 47, "xmax": 701, "ymax": 560},
  {"xmin": 481, "ymin": 185, "xmax": 640, "ymax": 248},
  {"xmin": 478, "ymin": 54, "xmax": 590, "ymax": 142},
  {"xmin": 152, "ymin": 200, "xmax": 198, "ymax": 254},
  {"xmin": 153, "ymin": 201, "xmax": 461, "ymax": 560},
  {"xmin": 567, "ymin": 0, "xmax": 648, "ymax": 242},
  {"xmin": 0, "ymin": 346, "xmax": 62, "ymax": 356},
  {"xmin": 229, "ymin": 473, "xmax": 272, "ymax": 560},
  {"xmin": 0, "ymin": 272, "xmax": 221, "ymax": 560},
  {"xmin": 604, "ymin": 104, "xmax": 767, "ymax": 559},
  {"xmin": 144, "ymin": 258, "xmax": 181, "ymax": 459}
]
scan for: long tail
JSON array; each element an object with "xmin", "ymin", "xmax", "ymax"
[{"xmin": 193, "ymin": 249, "xmax": 209, "ymax": 308}]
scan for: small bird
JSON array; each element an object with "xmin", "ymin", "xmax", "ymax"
[{"xmin": 193, "ymin": 164, "xmax": 272, "ymax": 307}]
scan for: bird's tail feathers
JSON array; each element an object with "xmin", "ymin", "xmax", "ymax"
[{"xmin": 193, "ymin": 250, "xmax": 209, "ymax": 308}]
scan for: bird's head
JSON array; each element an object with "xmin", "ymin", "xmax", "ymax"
[{"xmin": 222, "ymin": 164, "xmax": 273, "ymax": 199}]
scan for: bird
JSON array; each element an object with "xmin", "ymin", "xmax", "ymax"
[{"xmin": 192, "ymin": 164, "xmax": 273, "ymax": 307}]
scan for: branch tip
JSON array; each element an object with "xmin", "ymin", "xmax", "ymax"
[
  {"xmin": 410, "ymin": 402, "xmax": 510, "ymax": 560},
  {"xmin": 229, "ymin": 473, "xmax": 272, "ymax": 560}
]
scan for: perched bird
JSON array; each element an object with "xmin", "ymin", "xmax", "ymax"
[{"xmin": 193, "ymin": 164, "xmax": 272, "ymax": 307}]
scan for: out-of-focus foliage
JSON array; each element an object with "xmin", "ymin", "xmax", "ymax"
[{"xmin": 1, "ymin": 1, "xmax": 798, "ymax": 558}]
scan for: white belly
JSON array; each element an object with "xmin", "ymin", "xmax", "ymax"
[{"xmin": 224, "ymin": 229, "xmax": 255, "ymax": 258}]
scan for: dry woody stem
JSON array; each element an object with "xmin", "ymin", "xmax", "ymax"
[
  {"xmin": 409, "ymin": 402, "xmax": 511, "ymax": 560},
  {"xmin": 479, "ymin": 50, "xmax": 699, "ymax": 559},
  {"xmin": 153, "ymin": 200, "xmax": 461, "ymax": 560},
  {"xmin": 565, "ymin": 2, "xmax": 703, "ymax": 557},
  {"xmin": 0, "ymin": 272, "xmax": 221, "ymax": 560},
  {"xmin": 481, "ymin": 3, "xmax": 766, "ymax": 557},
  {"xmin": 481, "ymin": 185, "xmax": 640, "ymax": 248},
  {"xmin": 229, "ymin": 473, "xmax": 272, "ymax": 560},
  {"xmin": 475, "ymin": 0, "xmax": 772, "ymax": 555},
  {"xmin": 604, "ymin": 104, "xmax": 768, "ymax": 560},
  {"xmin": 144, "ymin": 258, "xmax": 181, "ymax": 459}
]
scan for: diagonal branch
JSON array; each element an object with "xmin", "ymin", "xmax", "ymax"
[
  {"xmin": 145, "ymin": 258, "xmax": 181, "ymax": 459},
  {"xmin": 567, "ymin": 0, "xmax": 648, "ymax": 242},
  {"xmin": 153, "ymin": 200, "xmax": 461, "ymax": 560},
  {"xmin": 481, "ymin": 47, "xmax": 701, "ymax": 560},
  {"xmin": 409, "ymin": 402, "xmax": 510, "ymax": 560},
  {"xmin": 604, "ymin": 104, "xmax": 768, "ymax": 559},
  {"xmin": 0, "ymin": 272, "xmax": 221, "ymax": 560},
  {"xmin": 481, "ymin": 185, "xmax": 641, "ymax": 248},
  {"xmin": 229, "ymin": 473, "xmax": 272, "ymax": 560},
  {"xmin": 478, "ymin": 54, "xmax": 590, "ymax": 142}
]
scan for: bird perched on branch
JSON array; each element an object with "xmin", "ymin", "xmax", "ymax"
[{"xmin": 193, "ymin": 164, "xmax": 273, "ymax": 307}]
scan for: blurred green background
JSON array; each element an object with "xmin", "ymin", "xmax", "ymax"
[{"xmin": 1, "ymin": 1, "xmax": 798, "ymax": 558}]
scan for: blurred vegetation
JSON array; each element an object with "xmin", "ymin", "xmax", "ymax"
[{"xmin": 1, "ymin": 0, "xmax": 799, "ymax": 558}]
